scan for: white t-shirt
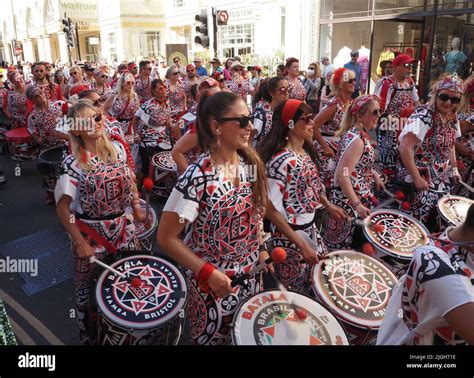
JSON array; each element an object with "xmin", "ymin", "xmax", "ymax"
[{"xmin": 377, "ymin": 228, "xmax": 474, "ymax": 345}]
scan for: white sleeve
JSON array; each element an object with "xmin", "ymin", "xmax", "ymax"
[
  {"xmin": 266, "ymin": 157, "xmax": 289, "ymax": 218},
  {"xmin": 412, "ymin": 86, "xmax": 420, "ymax": 102},
  {"xmin": 54, "ymin": 155, "xmax": 80, "ymax": 205},
  {"xmin": 455, "ymin": 121, "xmax": 462, "ymax": 139},
  {"xmin": 398, "ymin": 109, "xmax": 431, "ymax": 143}
]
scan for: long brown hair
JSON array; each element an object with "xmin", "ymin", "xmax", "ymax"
[{"xmin": 197, "ymin": 91, "xmax": 268, "ymax": 209}]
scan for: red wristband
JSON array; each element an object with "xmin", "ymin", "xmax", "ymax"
[{"xmin": 196, "ymin": 262, "xmax": 215, "ymax": 282}]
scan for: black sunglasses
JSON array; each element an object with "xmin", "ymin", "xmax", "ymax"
[
  {"xmin": 217, "ymin": 116, "xmax": 251, "ymax": 128},
  {"xmin": 93, "ymin": 98, "xmax": 105, "ymax": 107},
  {"xmin": 217, "ymin": 78, "xmax": 225, "ymax": 83},
  {"xmin": 93, "ymin": 113, "xmax": 102, "ymax": 122},
  {"xmin": 172, "ymin": 72, "xmax": 179, "ymax": 76},
  {"xmin": 347, "ymin": 78, "xmax": 356, "ymax": 84},
  {"xmin": 298, "ymin": 114, "xmax": 315, "ymax": 124},
  {"xmin": 100, "ymin": 75, "xmax": 108, "ymax": 79},
  {"xmin": 404, "ymin": 63, "xmax": 414, "ymax": 68},
  {"xmin": 438, "ymin": 93, "xmax": 461, "ymax": 104},
  {"xmin": 370, "ymin": 109, "xmax": 381, "ymax": 116},
  {"xmin": 173, "ymin": 59, "xmax": 179, "ymax": 63}
]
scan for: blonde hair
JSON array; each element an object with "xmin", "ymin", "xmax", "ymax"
[
  {"xmin": 336, "ymin": 96, "xmax": 378, "ymax": 137},
  {"xmin": 68, "ymin": 100, "xmax": 118, "ymax": 170},
  {"xmin": 309, "ymin": 62, "xmax": 322, "ymax": 79},
  {"xmin": 330, "ymin": 69, "xmax": 355, "ymax": 97},
  {"xmin": 116, "ymin": 73, "xmax": 137, "ymax": 99},
  {"xmin": 69, "ymin": 66, "xmax": 83, "ymax": 77}
]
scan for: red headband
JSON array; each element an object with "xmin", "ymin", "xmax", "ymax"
[{"xmin": 281, "ymin": 100, "xmax": 302, "ymax": 128}]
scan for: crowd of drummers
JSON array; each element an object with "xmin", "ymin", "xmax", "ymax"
[{"xmin": 1, "ymin": 53, "xmax": 473, "ymax": 346}]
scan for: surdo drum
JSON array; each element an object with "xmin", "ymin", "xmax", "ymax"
[
  {"xmin": 125, "ymin": 199, "xmax": 158, "ymax": 251},
  {"xmin": 362, "ymin": 209, "xmax": 429, "ymax": 275},
  {"xmin": 312, "ymin": 250, "xmax": 398, "ymax": 345},
  {"xmin": 231, "ymin": 290, "xmax": 349, "ymax": 345},
  {"xmin": 5, "ymin": 127, "xmax": 38, "ymax": 161},
  {"xmin": 437, "ymin": 195, "xmax": 473, "ymax": 226},
  {"xmin": 37, "ymin": 145, "xmax": 68, "ymax": 176},
  {"xmin": 150, "ymin": 151, "xmax": 178, "ymax": 198},
  {"xmin": 95, "ymin": 254, "xmax": 187, "ymax": 345}
]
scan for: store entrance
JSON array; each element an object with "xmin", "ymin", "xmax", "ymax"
[{"xmin": 370, "ymin": 20, "xmax": 423, "ymax": 93}]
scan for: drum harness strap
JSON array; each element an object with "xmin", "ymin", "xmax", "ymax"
[{"xmin": 75, "ymin": 218, "xmax": 118, "ymax": 255}]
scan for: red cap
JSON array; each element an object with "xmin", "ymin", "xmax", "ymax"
[
  {"xmin": 392, "ymin": 54, "xmax": 416, "ymax": 66},
  {"xmin": 128, "ymin": 62, "xmax": 137, "ymax": 70},
  {"xmin": 186, "ymin": 64, "xmax": 195, "ymax": 70},
  {"xmin": 69, "ymin": 84, "xmax": 90, "ymax": 96}
]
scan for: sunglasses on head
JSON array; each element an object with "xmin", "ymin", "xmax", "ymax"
[
  {"xmin": 298, "ymin": 114, "xmax": 315, "ymax": 124},
  {"xmin": 438, "ymin": 93, "xmax": 461, "ymax": 104},
  {"xmin": 217, "ymin": 116, "xmax": 251, "ymax": 128}
]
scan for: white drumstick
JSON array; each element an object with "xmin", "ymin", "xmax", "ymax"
[
  {"xmin": 90, "ymin": 256, "xmax": 126, "ymax": 279},
  {"xmin": 459, "ymin": 179, "xmax": 474, "ymax": 193}
]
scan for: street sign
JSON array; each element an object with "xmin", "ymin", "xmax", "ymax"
[{"xmin": 217, "ymin": 10, "xmax": 229, "ymax": 26}]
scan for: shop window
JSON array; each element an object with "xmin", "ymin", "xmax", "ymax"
[
  {"xmin": 321, "ymin": 0, "xmax": 373, "ymax": 20},
  {"xmin": 139, "ymin": 32, "xmax": 160, "ymax": 58},
  {"xmin": 217, "ymin": 23, "xmax": 254, "ymax": 57},
  {"xmin": 281, "ymin": 7, "xmax": 286, "ymax": 47},
  {"xmin": 374, "ymin": 0, "xmax": 434, "ymax": 15},
  {"xmin": 107, "ymin": 33, "xmax": 117, "ymax": 62}
]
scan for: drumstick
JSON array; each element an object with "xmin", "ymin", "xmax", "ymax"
[
  {"xmin": 458, "ymin": 179, "xmax": 474, "ymax": 193},
  {"xmin": 142, "ymin": 177, "xmax": 154, "ymax": 220},
  {"xmin": 90, "ymin": 257, "xmax": 141, "ymax": 288}
]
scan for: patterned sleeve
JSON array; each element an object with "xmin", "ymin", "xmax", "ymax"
[
  {"xmin": 163, "ymin": 163, "xmax": 207, "ymax": 223},
  {"xmin": 252, "ymin": 109, "xmax": 265, "ymax": 140},
  {"xmin": 398, "ymin": 106, "xmax": 432, "ymax": 143},
  {"xmin": 27, "ymin": 113, "xmax": 36, "ymax": 135},
  {"xmin": 54, "ymin": 155, "xmax": 81, "ymax": 205},
  {"xmin": 135, "ymin": 102, "xmax": 150, "ymax": 124},
  {"xmin": 409, "ymin": 247, "xmax": 474, "ymax": 325},
  {"xmin": 374, "ymin": 78, "xmax": 392, "ymax": 111},
  {"xmin": 266, "ymin": 154, "xmax": 289, "ymax": 216}
]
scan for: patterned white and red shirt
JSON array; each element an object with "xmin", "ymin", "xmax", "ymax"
[
  {"xmin": 134, "ymin": 75, "xmax": 152, "ymax": 104},
  {"xmin": 287, "ymin": 78, "xmax": 306, "ymax": 101},
  {"xmin": 135, "ymin": 98, "xmax": 172, "ymax": 150},
  {"xmin": 27, "ymin": 100, "xmax": 68, "ymax": 150},
  {"xmin": 166, "ymin": 80, "xmax": 186, "ymax": 119}
]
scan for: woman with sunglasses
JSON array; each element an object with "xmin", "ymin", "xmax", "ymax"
[
  {"xmin": 312, "ymin": 67, "xmax": 355, "ymax": 187},
  {"xmin": 259, "ymin": 99, "xmax": 347, "ymax": 294},
  {"xmin": 55, "ymin": 100, "xmax": 145, "ymax": 345},
  {"xmin": 104, "ymin": 73, "xmax": 141, "ymax": 164},
  {"xmin": 54, "ymin": 70, "xmax": 69, "ymax": 99},
  {"xmin": 67, "ymin": 66, "xmax": 85, "ymax": 97},
  {"xmin": 183, "ymin": 64, "xmax": 199, "ymax": 112},
  {"xmin": 252, "ymin": 76, "xmax": 289, "ymax": 147},
  {"xmin": 165, "ymin": 67, "xmax": 186, "ymax": 120},
  {"xmin": 322, "ymin": 95, "xmax": 384, "ymax": 249},
  {"xmin": 223, "ymin": 58, "xmax": 234, "ymax": 81},
  {"xmin": 26, "ymin": 86, "xmax": 69, "ymax": 204},
  {"xmin": 227, "ymin": 61, "xmax": 255, "ymax": 101},
  {"xmin": 171, "ymin": 79, "xmax": 221, "ymax": 175},
  {"xmin": 211, "ymin": 71, "xmax": 229, "ymax": 92},
  {"xmin": 92, "ymin": 68, "xmax": 112, "ymax": 104},
  {"xmin": 285, "ymin": 57, "xmax": 306, "ymax": 101},
  {"xmin": 397, "ymin": 75, "xmax": 463, "ymax": 228},
  {"xmin": 158, "ymin": 92, "xmax": 316, "ymax": 344},
  {"xmin": 3, "ymin": 72, "xmax": 28, "ymax": 129}
]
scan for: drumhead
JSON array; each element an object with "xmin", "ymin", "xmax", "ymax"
[
  {"xmin": 5, "ymin": 127, "xmax": 32, "ymax": 142},
  {"xmin": 362, "ymin": 209, "xmax": 429, "ymax": 259},
  {"xmin": 95, "ymin": 255, "xmax": 187, "ymax": 330},
  {"xmin": 312, "ymin": 250, "xmax": 398, "ymax": 329},
  {"xmin": 231, "ymin": 290, "xmax": 349, "ymax": 345},
  {"xmin": 438, "ymin": 195, "xmax": 474, "ymax": 226},
  {"xmin": 125, "ymin": 199, "xmax": 158, "ymax": 239},
  {"xmin": 39, "ymin": 145, "xmax": 67, "ymax": 163},
  {"xmin": 151, "ymin": 151, "xmax": 177, "ymax": 172}
]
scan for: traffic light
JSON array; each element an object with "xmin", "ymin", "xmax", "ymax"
[
  {"xmin": 194, "ymin": 9, "xmax": 209, "ymax": 48},
  {"xmin": 62, "ymin": 17, "xmax": 75, "ymax": 48}
]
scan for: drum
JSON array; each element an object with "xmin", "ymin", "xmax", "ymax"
[
  {"xmin": 231, "ymin": 290, "xmax": 349, "ymax": 345},
  {"xmin": 5, "ymin": 127, "xmax": 38, "ymax": 161},
  {"xmin": 150, "ymin": 151, "xmax": 178, "ymax": 198},
  {"xmin": 124, "ymin": 199, "xmax": 158, "ymax": 251},
  {"xmin": 362, "ymin": 209, "xmax": 429, "ymax": 275},
  {"xmin": 95, "ymin": 254, "xmax": 187, "ymax": 345},
  {"xmin": 37, "ymin": 145, "xmax": 68, "ymax": 176},
  {"xmin": 437, "ymin": 195, "xmax": 474, "ymax": 226},
  {"xmin": 312, "ymin": 250, "xmax": 398, "ymax": 345}
]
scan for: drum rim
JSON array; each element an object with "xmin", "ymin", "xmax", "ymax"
[
  {"xmin": 95, "ymin": 254, "xmax": 187, "ymax": 330},
  {"xmin": 151, "ymin": 151, "xmax": 178, "ymax": 171},
  {"xmin": 438, "ymin": 195, "xmax": 473, "ymax": 226},
  {"xmin": 312, "ymin": 250, "xmax": 398, "ymax": 329},
  {"xmin": 362, "ymin": 209, "xmax": 430, "ymax": 259},
  {"xmin": 38, "ymin": 145, "xmax": 67, "ymax": 163},
  {"xmin": 230, "ymin": 289, "xmax": 349, "ymax": 346}
]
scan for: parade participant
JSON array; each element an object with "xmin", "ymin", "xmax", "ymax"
[
  {"xmin": 165, "ymin": 66, "xmax": 186, "ymax": 119},
  {"xmin": 276, "ymin": 64, "xmax": 287, "ymax": 78},
  {"xmin": 211, "ymin": 71, "xmax": 229, "ymax": 92},
  {"xmin": 111, "ymin": 63, "xmax": 128, "ymax": 90},
  {"xmin": 92, "ymin": 67, "xmax": 112, "ymax": 103},
  {"xmin": 172, "ymin": 56, "xmax": 186, "ymax": 77},
  {"xmin": 259, "ymin": 99, "xmax": 347, "ymax": 293},
  {"xmin": 157, "ymin": 92, "xmax": 315, "ymax": 345},
  {"xmin": 183, "ymin": 64, "xmax": 198, "ymax": 112},
  {"xmin": 377, "ymin": 203, "xmax": 474, "ymax": 345},
  {"xmin": 322, "ymin": 95, "xmax": 384, "ymax": 249},
  {"xmin": 67, "ymin": 66, "xmax": 85, "ymax": 95},
  {"xmin": 55, "ymin": 100, "xmax": 145, "ymax": 345},
  {"xmin": 3, "ymin": 72, "xmax": 28, "ymax": 128},
  {"xmin": 128, "ymin": 62, "xmax": 139, "ymax": 78},
  {"xmin": 104, "ymin": 73, "xmax": 141, "ymax": 161},
  {"xmin": 26, "ymin": 86, "xmax": 69, "ymax": 203},
  {"xmin": 312, "ymin": 67, "xmax": 355, "ymax": 187},
  {"xmin": 134, "ymin": 61, "xmax": 153, "ymax": 104},
  {"xmin": 397, "ymin": 74, "xmax": 463, "ymax": 228},
  {"xmin": 130, "ymin": 79, "xmax": 173, "ymax": 179},
  {"xmin": 374, "ymin": 54, "xmax": 420, "ymax": 187},
  {"xmin": 171, "ymin": 79, "xmax": 221, "ymax": 175},
  {"xmin": 54, "ymin": 70, "xmax": 69, "ymax": 99},
  {"xmin": 209, "ymin": 58, "xmax": 223, "ymax": 77},
  {"xmin": 252, "ymin": 76, "xmax": 289, "ymax": 147},
  {"xmin": 223, "ymin": 58, "xmax": 233, "ymax": 81},
  {"xmin": 31, "ymin": 62, "xmax": 63, "ymax": 102},
  {"xmin": 285, "ymin": 57, "xmax": 306, "ymax": 101},
  {"xmin": 227, "ymin": 61, "xmax": 255, "ymax": 101}
]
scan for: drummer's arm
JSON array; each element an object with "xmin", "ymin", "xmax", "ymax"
[
  {"xmin": 130, "ymin": 116, "xmax": 140, "ymax": 136},
  {"xmin": 444, "ymin": 302, "xmax": 474, "ymax": 345},
  {"xmin": 157, "ymin": 212, "xmax": 233, "ymax": 297},
  {"xmin": 103, "ymin": 94, "xmax": 114, "ymax": 115},
  {"xmin": 312, "ymin": 104, "xmax": 336, "ymax": 150},
  {"xmin": 336, "ymin": 139, "xmax": 364, "ymax": 206},
  {"xmin": 171, "ymin": 133, "xmax": 198, "ymax": 175},
  {"xmin": 56, "ymin": 195, "xmax": 94, "ymax": 259},
  {"xmin": 399, "ymin": 133, "xmax": 424, "ymax": 182}
]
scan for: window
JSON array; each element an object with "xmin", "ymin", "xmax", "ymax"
[
  {"xmin": 281, "ymin": 7, "xmax": 286, "ymax": 47},
  {"xmin": 218, "ymin": 24, "xmax": 254, "ymax": 58},
  {"xmin": 139, "ymin": 32, "xmax": 160, "ymax": 58},
  {"xmin": 107, "ymin": 33, "xmax": 117, "ymax": 62},
  {"xmin": 321, "ymin": 0, "xmax": 373, "ymax": 20},
  {"xmin": 174, "ymin": 0, "xmax": 184, "ymax": 7}
]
